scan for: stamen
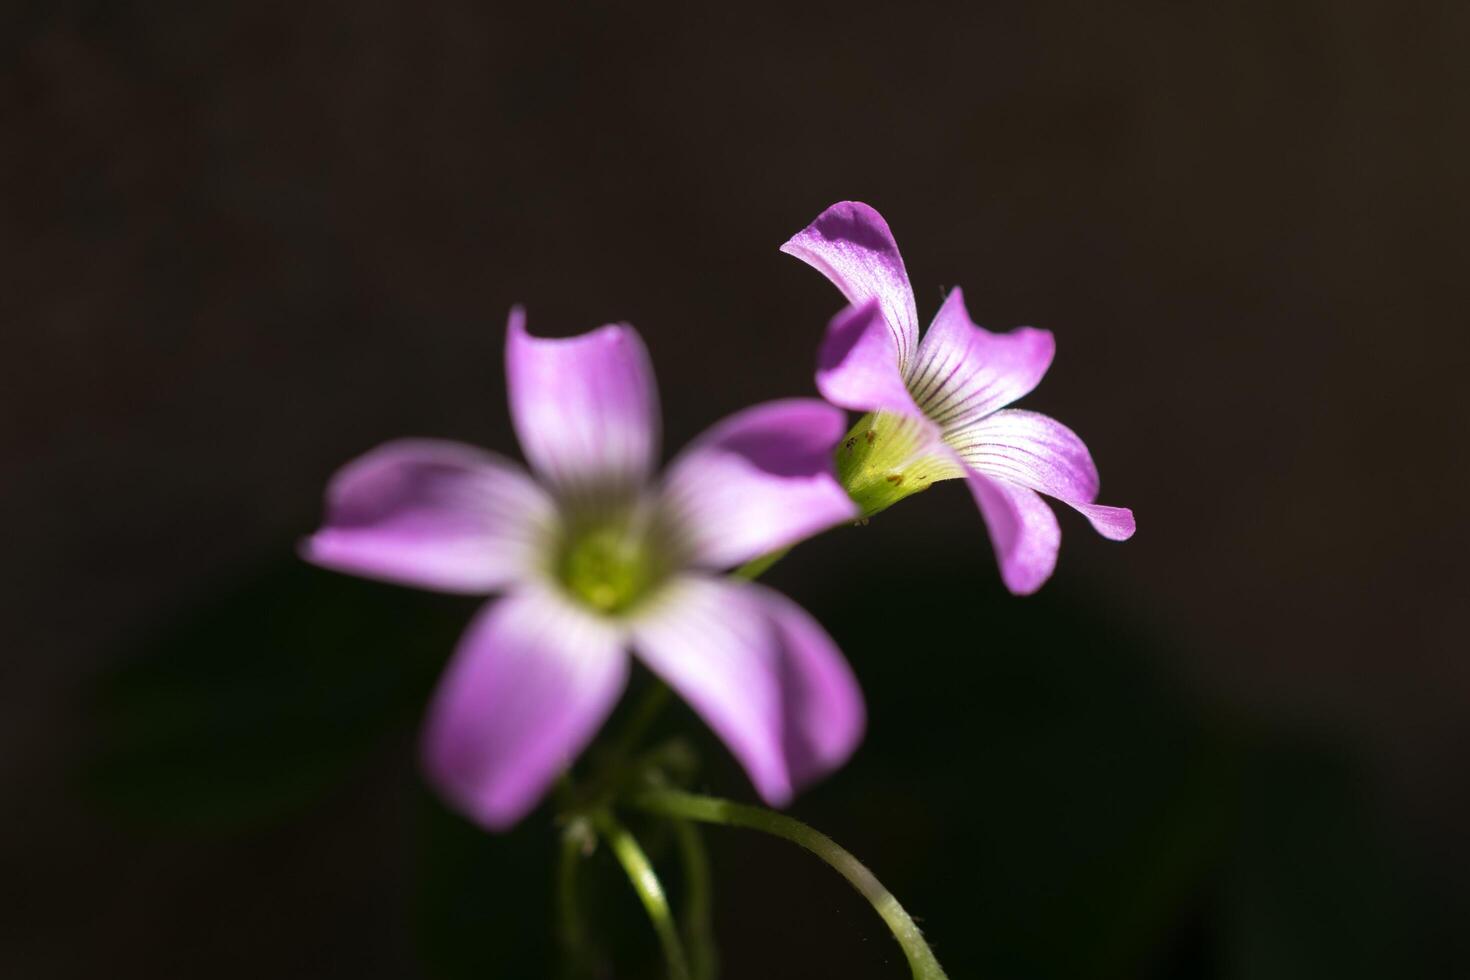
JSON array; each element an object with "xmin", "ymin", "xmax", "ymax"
[{"xmin": 553, "ymin": 505, "xmax": 676, "ymax": 615}]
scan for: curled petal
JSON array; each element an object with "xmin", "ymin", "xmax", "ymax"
[
  {"xmin": 781, "ymin": 201, "xmax": 920, "ymax": 369},
  {"xmin": 816, "ymin": 300, "xmax": 925, "ymax": 416},
  {"xmin": 506, "ymin": 307, "xmax": 659, "ymax": 496},
  {"xmin": 421, "ymin": 588, "xmax": 630, "ymax": 830},
  {"xmin": 631, "ymin": 576, "xmax": 863, "ymax": 805},
  {"xmin": 949, "ymin": 409, "xmax": 1135, "ymax": 540},
  {"xmin": 660, "ymin": 399, "xmax": 857, "ymax": 569},
  {"xmin": 909, "ymin": 288, "xmax": 1055, "ymax": 428},
  {"xmin": 1073, "ymin": 502, "xmax": 1137, "ymax": 540},
  {"xmin": 302, "ymin": 439, "xmax": 555, "ymax": 594},
  {"xmin": 966, "ymin": 471, "xmax": 1062, "ymax": 596}
]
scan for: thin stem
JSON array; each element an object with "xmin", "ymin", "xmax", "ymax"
[
  {"xmin": 609, "ymin": 681, "xmax": 673, "ymax": 760},
  {"xmin": 732, "ymin": 547, "xmax": 789, "ymax": 580},
  {"xmin": 593, "ymin": 810, "xmax": 692, "ymax": 980},
  {"xmin": 569, "ymin": 683, "xmax": 674, "ymax": 812},
  {"xmin": 673, "ymin": 819, "xmax": 718, "ymax": 980},
  {"xmin": 554, "ymin": 547, "xmax": 793, "ymax": 977},
  {"xmin": 556, "ymin": 818, "xmax": 595, "ymax": 978},
  {"xmin": 629, "ymin": 790, "xmax": 949, "ymax": 980}
]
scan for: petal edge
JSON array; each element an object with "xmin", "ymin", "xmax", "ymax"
[
  {"xmin": 816, "ymin": 299, "xmax": 925, "ymax": 417},
  {"xmin": 966, "ymin": 471, "xmax": 1061, "ymax": 595},
  {"xmin": 910, "ymin": 289, "xmax": 1055, "ymax": 426},
  {"xmin": 660, "ymin": 399, "xmax": 857, "ymax": 569},
  {"xmin": 631, "ymin": 576, "xmax": 863, "ymax": 805},
  {"xmin": 505, "ymin": 307, "xmax": 659, "ymax": 496},
  {"xmin": 302, "ymin": 439, "xmax": 554, "ymax": 594},
  {"xmin": 421, "ymin": 588, "xmax": 630, "ymax": 829},
  {"xmin": 951, "ymin": 409, "xmax": 1133, "ymax": 539},
  {"xmin": 782, "ymin": 201, "xmax": 920, "ymax": 369}
]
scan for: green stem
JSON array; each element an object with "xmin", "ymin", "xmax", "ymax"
[
  {"xmin": 732, "ymin": 547, "xmax": 789, "ymax": 580},
  {"xmin": 673, "ymin": 819, "xmax": 718, "ymax": 980},
  {"xmin": 629, "ymin": 790, "xmax": 949, "ymax": 980},
  {"xmin": 610, "ymin": 681, "xmax": 673, "ymax": 760},
  {"xmin": 556, "ymin": 818, "xmax": 595, "ymax": 978},
  {"xmin": 593, "ymin": 810, "xmax": 692, "ymax": 980},
  {"xmin": 556, "ymin": 548, "xmax": 797, "ymax": 976},
  {"xmin": 568, "ymin": 682, "xmax": 674, "ymax": 813}
]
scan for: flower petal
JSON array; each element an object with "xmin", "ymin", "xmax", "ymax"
[
  {"xmin": 908, "ymin": 288, "xmax": 1055, "ymax": 428},
  {"xmin": 631, "ymin": 576, "xmax": 863, "ymax": 805},
  {"xmin": 505, "ymin": 307, "xmax": 659, "ymax": 496},
  {"xmin": 815, "ymin": 299, "xmax": 925, "ymax": 416},
  {"xmin": 781, "ymin": 201, "xmax": 920, "ymax": 369},
  {"xmin": 1072, "ymin": 502, "xmax": 1137, "ymax": 540},
  {"xmin": 949, "ymin": 409, "xmax": 1135, "ymax": 540},
  {"xmin": 965, "ymin": 471, "xmax": 1061, "ymax": 596},
  {"xmin": 421, "ymin": 587, "xmax": 630, "ymax": 830},
  {"xmin": 302, "ymin": 439, "xmax": 556, "ymax": 594},
  {"xmin": 753, "ymin": 584, "xmax": 866, "ymax": 788},
  {"xmin": 660, "ymin": 399, "xmax": 857, "ymax": 569}
]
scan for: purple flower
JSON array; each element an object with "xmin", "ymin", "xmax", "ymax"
[
  {"xmin": 783, "ymin": 201, "xmax": 1135, "ymax": 595},
  {"xmin": 303, "ymin": 310, "xmax": 864, "ymax": 829}
]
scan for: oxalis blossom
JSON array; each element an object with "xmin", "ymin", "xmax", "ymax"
[
  {"xmin": 304, "ymin": 309, "xmax": 865, "ymax": 829},
  {"xmin": 783, "ymin": 201, "xmax": 1136, "ymax": 594}
]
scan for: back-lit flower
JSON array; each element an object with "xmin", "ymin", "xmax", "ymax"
[
  {"xmin": 783, "ymin": 201, "xmax": 1135, "ymax": 595},
  {"xmin": 304, "ymin": 310, "xmax": 864, "ymax": 829}
]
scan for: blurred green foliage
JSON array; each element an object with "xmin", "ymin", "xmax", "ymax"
[{"xmin": 86, "ymin": 562, "xmax": 465, "ymax": 830}]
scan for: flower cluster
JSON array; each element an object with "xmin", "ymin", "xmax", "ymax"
[{"xmin": 305, "ymin": 202, "xmax": 1133, "ymax": 830}]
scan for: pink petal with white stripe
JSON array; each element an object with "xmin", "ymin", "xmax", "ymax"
[
  {"xmin": 815, "ymin": 300, "xmax": 926, "ymax": 417},
  {"xmin": 755, "ymin": 584, "xmax": 865, "ymax": 788},
  {"xmin": 660, "ymin": 399, "xmax": 857, "ymax": 569},
  {"xmin": 302, "ymin": 439, "xmax": 555, "ymax": 594},
  {"xmin": 965, "ymin": 471, "xmax": 1063, "ymax": 596},
  {"xmin": 631, "ymin": 576, "xmax": 864, "ymax": 805},
  {"xmin": 909, "ymin": 288, "xmax": 1055, "ymax": 429},
  {"xmin": 421, "ymin": 587, "xmax": 630, "ymax": 830},
  {"xmin": 949, "ymin": 409, "xmax": 1135, "ymax": 540},
  {"xmin": 505, "ymin": 307, "xmax": 659, "ymax": 496},
  {"xmin": 781, "ymin": 201, "xmax": 920, "ymax": 369}
]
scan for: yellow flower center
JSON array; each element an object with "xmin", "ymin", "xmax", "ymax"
[{"xmin": 554, "ymin": 512, "xmax": 674, "ymax": 615}]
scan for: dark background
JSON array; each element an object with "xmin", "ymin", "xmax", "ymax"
[{"xmin": 6, "ymin": 1, "xmax": 1468, "ymax": 977}]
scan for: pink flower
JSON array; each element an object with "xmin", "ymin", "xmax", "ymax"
[
  {"xmin": 784, "ymin": 201, "xmax": 1135, "ymax": 595},
  {"xmin": 304, "ymin": 310, "xmax": 864, "ymax": 829}
]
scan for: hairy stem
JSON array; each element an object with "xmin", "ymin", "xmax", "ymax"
[
  {"xmin": 594, "ymin": 810, "xmax": 692, "ymax": 980},
  {"xmin": 629, "ymin": 790, "xmax": 948, "ymax": 980}
]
